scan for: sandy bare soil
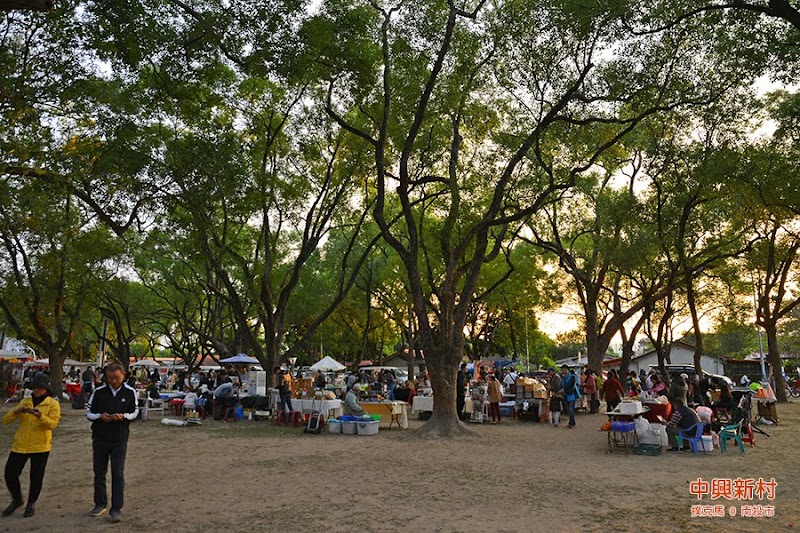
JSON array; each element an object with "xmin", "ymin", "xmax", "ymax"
[{"xmin": 0, "ymin": 400, "xmax": 798, "ymax": 533}]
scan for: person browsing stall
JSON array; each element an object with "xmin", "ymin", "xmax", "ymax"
[
  {"xmin": 561, "ymin": 365, "xmax": 580, "ymax": 429},
  {"xmin": 666, "ymin": 397, "xmax": 700, "ymax": 451},
  {"xmin": 601, "ymin": 369, "xmax": 625, "ymax": 414},
  {"xmin": 2, "ymin": 375, "xmax": 61, "ymax": 518},
  {"xmin": 647, "ymin": 374, "xmax": 667, "ymax": 396},
  {"xmin": 344, "ymin": 384, "xmax": 365, "ymax": 416},
  {"xmin": 86, "ymin": 363, "xmax": 139, "ymax": 523},
  {"xmin": 546, "ymin": 367, "xmax": 562, "ymax": 427}
]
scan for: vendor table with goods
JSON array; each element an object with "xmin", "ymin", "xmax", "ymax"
[
  {"xmin": 412, "ymin": 395, "xmax": 433, "ymax": 413},
  {"xmin": 290, "ymin": 398, "xmax": 343, "ymax": 420},
  {"xmin": 641, "ymin": 400, "xmax": 672, "ymax": 424},
  {"xmin": 411, "ymin": 396, "xmax": 478, "ymax": 416},
  {"xmin": 605, "ymin": 402, "xmax": 650, "ymax": 455},
  {"xmin": 358, "ymin": 401, "xmax": 408, "ymax": 429},
  {"xmin": 519, "ymin": 397, "xmax": 550, "ymax": 422}
]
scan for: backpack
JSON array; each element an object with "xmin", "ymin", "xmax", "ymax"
[{"xmin": 72, "ymin": 392, "xmax": 87, "ymax": 410}]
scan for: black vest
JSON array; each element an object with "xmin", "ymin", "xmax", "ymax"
[{"xmin": 88, "ymin": 384, "xmax": 137, "ymax": 442}]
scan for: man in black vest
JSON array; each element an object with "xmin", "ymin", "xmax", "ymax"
[{"xmin": 86, "ymin": 363, "xmax": 138, "ymax": 523}]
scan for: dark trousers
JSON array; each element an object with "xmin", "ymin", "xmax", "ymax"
[
  {"xmin": 279, "ymin": 393, "xmax": 293, "ymax": 412},
  {"xmin": 606, "ymin": 397, "xmax": 620, "ymax": 413},
  {"xmin": 5, "ymin": 451, "xmax": 49, "ymax": 503},
  {"xmin": 93, "ymin": 440, "xmax": 127, "ymax": 512},
  {"xmin": 456, "ymin": 394, "xmax": 465, "ymax": 420}
]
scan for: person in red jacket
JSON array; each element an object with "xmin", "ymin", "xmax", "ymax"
[{"xmin": 601, "ymin": 370, "xmax": 625, "ymax": 413}]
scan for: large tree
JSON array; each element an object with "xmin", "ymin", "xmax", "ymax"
[{"xmin": 317, "ymin": 0, "xmax": 725, "ymax": 436}]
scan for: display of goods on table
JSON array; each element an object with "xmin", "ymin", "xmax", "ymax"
[
  {"xmin": 515, "ymin": 377, "xmax": 547, "ymax": 399},
  {"xmin": 641, "ymin": 401, "xmax": 671, "ymax": 424},
  {"xmin": 291, "ymin": 378, "xmax": 314, "ymax": 398}
]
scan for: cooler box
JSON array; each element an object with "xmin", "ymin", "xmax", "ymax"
[
  {"xmin": 357, "ymin": 420, "xmax": 380, "ymax": 436},
  {"xmin": 327, "ymin": 419, "xmax": 342, "ymax": 434},
  {"xmin": 619, "ymin": 401, "xmax": 643, "ymax": 414},
  {"xmin": 499, "ymin": 402, "xmax": 515, "ymax": 416}
]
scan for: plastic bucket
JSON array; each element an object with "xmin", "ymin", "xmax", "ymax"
[
  {"xmin": 342, "ymin": 420, "xmax": 358, "ymax": 435},
  {"xmin": 700, "ymin": 435, "xmax": 713, "ymax": 452},
  {"xmin": 327, "ymin": 419, "xmax": 342, "ymax": 434},
  {"xmin": 235, "ymin": 406, "xmax": 244, "ymax": 420},
  {"xmin": 357, "ymin": 420, "xmax": 380, "ymax": 436}
]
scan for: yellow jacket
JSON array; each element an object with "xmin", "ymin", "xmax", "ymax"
[{"xmin": 2, "ymin": 396, "xmax": 61, "ymax": 453}]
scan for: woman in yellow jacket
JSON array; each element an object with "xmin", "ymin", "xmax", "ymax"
[{"xmin": 2, "ymin": 374, "xmax": 61, "ymax": 518}]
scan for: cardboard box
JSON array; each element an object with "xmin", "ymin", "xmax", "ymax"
[{"xmin": 533, "ymin": 390, "xmax": 548, "ymax": 399}]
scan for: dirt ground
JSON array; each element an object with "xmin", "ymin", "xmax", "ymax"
[{"xmin": 0, "ymin": 400, "xmax": 797, "ymax": 533}]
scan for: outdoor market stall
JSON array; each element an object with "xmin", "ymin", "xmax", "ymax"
[
  {"xmin": 604, "ymin": 400, "xmax": 651, "ymax": 454},
  {"xmin": 358, "ymin": 400, "xmax": 408, "ymax": 429},
  {"xmin": 514, "ymin": 375, "xmax": 549, "ymax": 421},
  {"xmin": 289, "ymin": 397, "xmax": 343, "ymax": 420}
]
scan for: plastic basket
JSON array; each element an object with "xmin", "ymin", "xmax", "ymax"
[
  {"xmin": 632, "ymin": 443, "xmax": 662, "ymax": 456},
  {"xmin": 369, "ymin": 414, "xmax": 382, "ymax": 421},
  {"xmin": 327, "ymin": 419, "xmax": 342, "ymax": 434},
  {"xmin": 357, "ymin": 420, "xmax": 380, "ymax": 436},
  {"xmin": 611, "ymin": 421, "xmax": 635, "ymax": 432},
  {"xmin": 342, "ymin": 420, "xmax": 358, "ymax": 435}
]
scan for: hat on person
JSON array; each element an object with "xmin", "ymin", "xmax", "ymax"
[
  {"xmin": 548, "ymin": 367, "xmax": 556, "ymax": 373},
  {"xmin": 31, "ymin": 374, "xmax": 51, "ymax": 392},
  {"xmin": 680, "ymin": 373, "xmax": 689, "ymax": 380}
]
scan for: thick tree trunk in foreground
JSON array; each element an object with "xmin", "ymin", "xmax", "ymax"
[
  {"xmin": 765, "ymin": 326, "xmax": 787, "ymax": 402},
  {"xmin": 47, "ymin": 352, "xmax": 65, "ymax": 399},
  {"xmin": 415, "ymin": 332, "xmax": 475, "ymax": 439}
]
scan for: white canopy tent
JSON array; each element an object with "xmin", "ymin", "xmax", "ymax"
[
  {"xmin": 24, "ymin": 358, "xmax": 93, "ymax": 367},
  {"xmin": 309, "ymin": 356, "xmax": 345, "ymax": 372},
  {"xmin": 131, "ymin": 359, "xmax": 162, "ymax": 368}
]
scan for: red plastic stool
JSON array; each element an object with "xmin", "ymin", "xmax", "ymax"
[{"xmin": 290, "ymin": 411, "xmax": 302, "ymax": 427}]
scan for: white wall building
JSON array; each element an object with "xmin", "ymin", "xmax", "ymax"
[{"xmin": 628, "ymin": 340, "xmax": 724, "ymax": 375}]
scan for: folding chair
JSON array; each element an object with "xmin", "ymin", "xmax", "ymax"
[{"xmin": 143, "ymin": 397, "xmax": 164, "ymax": 421}]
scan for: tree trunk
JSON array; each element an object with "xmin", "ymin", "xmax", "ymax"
[
  {"xmin": 619, "ymin": 337, "xmax": 636, "ymax": 393},
  {"xmin": 686, "ymin": 274, "xmax": 704, "ymax": 376},
  {"xmin": 414, "ymin": 328, "xmax": 475, "ymax": 438},
  {"xmin": 47, "ymin": 351, "xmax": 65, "ymax": 399},
  {"xmin": 764, "ymin": 323, "xmax": 787, "ymax": 402}
]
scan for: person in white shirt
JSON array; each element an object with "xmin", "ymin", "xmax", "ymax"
[
  {"xmin": 503, "ymin": 370, "xmax": 517, "ymax": 388},
  {"xmin": 183, "ymin": 389, "xmax": 198, "ymax": 412}
]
